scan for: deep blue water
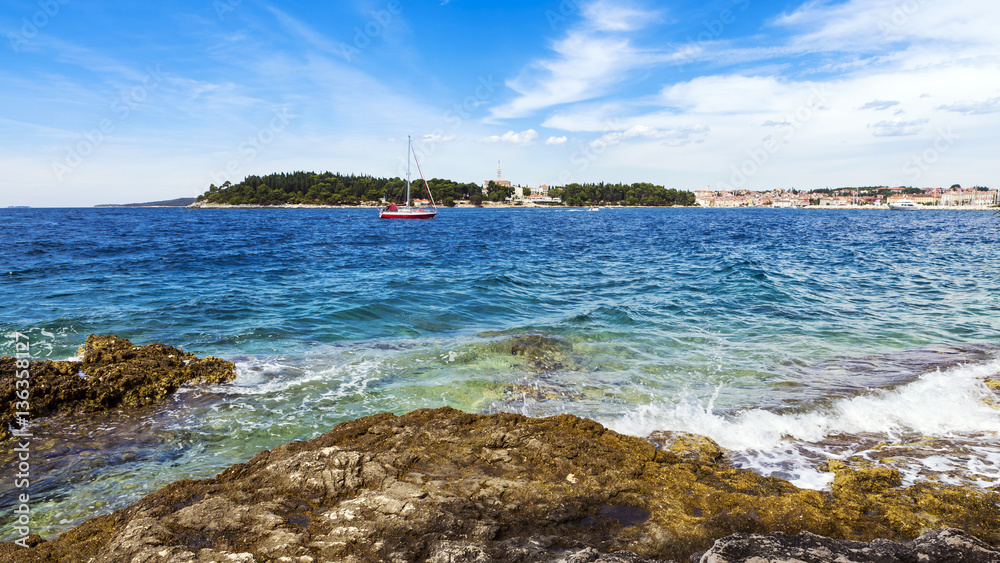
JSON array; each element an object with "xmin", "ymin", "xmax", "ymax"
[{"xmin": 1, "ymin": 206, "xmax": 999, "ymax": 536}]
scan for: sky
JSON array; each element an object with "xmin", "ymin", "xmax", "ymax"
[{"xmin": 2, "ymin": 0, "xmax": 999, "ymax": 206}]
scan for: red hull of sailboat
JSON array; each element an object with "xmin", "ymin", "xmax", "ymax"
[{"xmin": 379, "ymin": 209, "xmax": 437, "ymax": 219}]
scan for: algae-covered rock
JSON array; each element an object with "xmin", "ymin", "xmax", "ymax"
[
  {"xmin": 647, "ymin": 431, "xmax": 724, "ymax": 466},
  {"xmin": 3, "ymin": 407, "xmax": 998, "ymax": 562},
  {"xmin": 0, "ymin": 334, "xmax": 235, "ymax": 440},
  {"xmin": 698, "ymin": 527, "xmax": 1000, "ymax": 563},
  {"xmin": 826, "ymin": 459, "xmax": 903, "ymax": 493},
  {"xmin": 496, "ymin": 333, "xmax": 593, "ymax": 408},
  {"xmin": 506, "ymin": 333, "xmax": 578, "ymax": 374}
]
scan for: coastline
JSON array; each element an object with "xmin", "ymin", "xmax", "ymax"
[
  {"xmin": 4, "ymin": 404, "xmax": 999, "ymax": 562},
  {"xmin": 185, "ymin": 201, "xmax": 999, "ymax": 210}
]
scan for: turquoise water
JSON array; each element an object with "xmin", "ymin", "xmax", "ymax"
[{"xmin": 1, "ymin": 207, "xmax": 999, "ymax": 536}]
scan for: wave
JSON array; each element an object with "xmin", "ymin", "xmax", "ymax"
[{"xmin": 604, "ymin": 358, "xmax": 1000, "ymax": 490}]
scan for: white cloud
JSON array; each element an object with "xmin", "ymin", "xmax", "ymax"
[
  {"xmin": 487, "ymin": 2, "xmax": 665, "ymax": 120},
  {"xmin": 482, "ymin": 129, "xmax": 539, "ymax": 145},
  {"xmin": 868, "ymin": 118, "xmax": 929, "ymax": 137},
  {"xmin": 581, "ymin": 0, "xmax": 659, "ymax": 32},
  {"xmin": 421, "ymin": 133, "xmax": 456, "ymax": 143},
  {"xmin": 590, "ymin": 124, "xmax": 709, "ymax": 149},
  {"xmin": 775, "ymin": 0, "xmax": 1000, "ymax": 53},
  {"xmin": 660, "ymin": 75, "xmax": 827, "ymax": 116},
  {"xmin": 545, "ymin": 136, "xmax": 568, "ymax": 145},
  {"xmin": 488, "ymin": 34, "xmax": 647, "ymax": 120},
  {"xmin": 860, "ymin": 100, "xmax": 900, "ymax": 111},
  {"xmin": 936, "ymin": 97, "xmax": 1000, "ymax": 115}
]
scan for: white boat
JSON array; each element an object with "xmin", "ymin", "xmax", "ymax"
[
  {"xmin": 889, "ymin": 199, "xmax": 919, "ymax": 210},
  {"xmin": 588, "ymin": 207, "xmax": 600, "ymax": 211},
  {"xmin": 379, "ymin": 136, "xmax": 438, "ymax": 220}
]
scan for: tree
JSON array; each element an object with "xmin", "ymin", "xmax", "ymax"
[
  {"xmin": 198, "ymin": 171, "xmax": 697, "ymax": 207},
  {"xmin": 486, "ymin": 180, "xmax": 513, "ymax": 202}
]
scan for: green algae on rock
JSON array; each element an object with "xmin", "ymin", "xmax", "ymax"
[
  {"xmin": 0, "ymin": 334, "xmax": 235, "ymax": 440},
  {"xmin": 507, "ymin": 333, "xmax": 578, "ymax": 374},
  {"xmin": 2, "ymin": 407, "xmax": 997, "ymax": 562}
]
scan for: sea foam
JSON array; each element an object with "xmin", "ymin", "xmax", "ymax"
[{"xmin": 605, "ymin": 358, "xmax": 1000, "ymax": 489}]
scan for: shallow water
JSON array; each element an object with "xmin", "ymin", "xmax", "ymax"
[{"xmin": 1, "ymin": 206, "xmax": 998, "ymax": 536}]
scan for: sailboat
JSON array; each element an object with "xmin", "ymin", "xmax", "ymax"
[{"xmin": 379, "ymin": 136, "xmax": 438, "ymax": 219}]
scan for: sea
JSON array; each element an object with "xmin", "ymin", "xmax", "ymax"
[{"xmin": 2, "ymin": 206, "xmax": 999, "ymax": 538}]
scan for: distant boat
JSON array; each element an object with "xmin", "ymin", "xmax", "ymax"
[
  {"xmin": 589, "ymin": 207, "xmax": 600, "ymax": 211},
  {"xmin": 889, "ymin": 199, "xmax": 919, "ymax": 210},
  {"xmin": 380, "ymin": 136, "xmax": 438, "ymax": 220}
]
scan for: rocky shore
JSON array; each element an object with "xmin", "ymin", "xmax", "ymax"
[
  {"xmin": 0, "ymin": 334, "xmax": 235, "ymax": 441},
  {"xmin": 3, "ymin": 404, "xmax": 998, "ymax": 562}
]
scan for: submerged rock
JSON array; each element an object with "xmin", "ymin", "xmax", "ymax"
[
  {"xmin": 498, "ymin": 333, "xmax": 590, "ymax": 406},
  {"xmin": 0, "ymin": 334, "xmax": 235, "ymax": 440},
  {"xmin": 504, "ymin": 333, "xmax": 579, "ymax": 374},
  {"xmin": 697, "ymin": 527, "xmax": 1000, "ymax": 563},
  {"xmin": 3, "ymin": 407, "xmax": 998, "ymax": 562}
]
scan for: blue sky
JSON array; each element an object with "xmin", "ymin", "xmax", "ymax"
[{"xmin": 2, "ymin": 0, "xmax": 998, "ymax": 206}]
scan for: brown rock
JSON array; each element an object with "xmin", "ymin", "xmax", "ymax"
[
  {"xmin": 2, "ymin": 407, "xmax": 998, "ymax": 562},
  {"xmin": 647, "ymin": 432, "xmax": 724, "ymax": 466},
  {"xmin": 697, "ymin": 527, "xmax": 1000, "ymax": 563},
  {"xmin": 0, "ymin": 334, "xmax": 235, "ymax": 440}
]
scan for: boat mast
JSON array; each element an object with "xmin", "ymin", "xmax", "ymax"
[
  {"xmin": 409, "ymin": 140, "xmax": 437, "ymax": 210},
  {"xmin": 406, "ymin": 136, "xmax": 412, "ymax": 207}
]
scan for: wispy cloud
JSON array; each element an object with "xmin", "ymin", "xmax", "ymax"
[
  {"xmin": 590, "ymin": 124, "xmax": 708, "ymax": 149},
  {"xmin": 482, "ymin": 129, "xmax": 538, "ymax": 145},
  {"xmin": 267, "ymin": 6, "xmax": 344, "ymax": 55},
  {"xmin": 422, "ymin": 133, "xmax": 456, "ymax": 144},
  {"xmin": 936, "ymin": 97, "xmax": 1000, "ymax": 115},
  {"xmin": 581, "ymin": 0, "xmax": 659, "ymax": 32},
  {"xmin": 868, "ymin": 118, "xmax": 929, "ymax": 137},
  {"xmin": 775, "ymin": 0, "xmax": 1000, "ymax": 53},
  {"xmin": 545, "ymin": 136, "xmax": 568, "ymax": 146},
  {"xmin": 488, "ymin": 1, "xmax": 665, "ymax": 120},
  {"xmin": 860, "ymin": 100, "xmax": 900, "ymax": 110}
]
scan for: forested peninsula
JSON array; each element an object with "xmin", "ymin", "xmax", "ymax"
[{"xmin": 194, "ymin": 171, "xmax": 697, "ymax": 207}]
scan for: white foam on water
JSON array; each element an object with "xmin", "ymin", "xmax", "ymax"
[
  {"xmin": 605, "ymin": 359, "xmax": 1000, "ymax": 490},
  {"xmin": 315, "ymin": 358, "xmax": 384, "ymax": 403},
  {"xmin": 967, "ymin": 446, "xmax": 1000, "ymax": 487},
  {"xmin": 225, "ymin": 357, "xmax": 302, "ymax": 393}
]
